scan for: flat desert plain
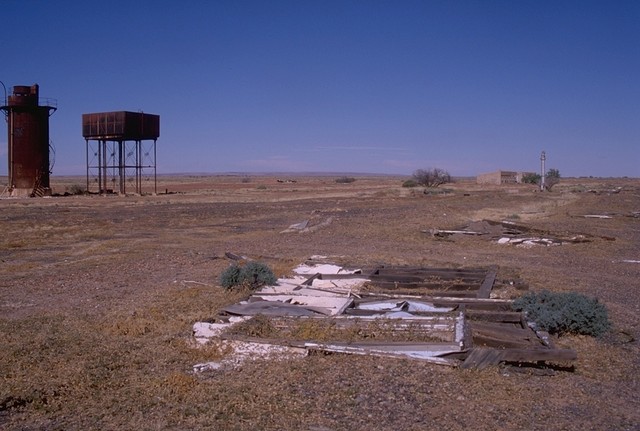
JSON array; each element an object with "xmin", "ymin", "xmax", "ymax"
[{"xmin": 1, "ymin": 175, "xmax": 639, "ymax": 430}]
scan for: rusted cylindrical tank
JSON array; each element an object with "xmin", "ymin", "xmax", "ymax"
[{"xmin": 2, "ymin": 84, "xmax": 56, "ymax": 196}]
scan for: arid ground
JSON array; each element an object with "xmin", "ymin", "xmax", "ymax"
[{"xmin": 1, "ymin": 175, "xmax": 639, "ymax": 430}]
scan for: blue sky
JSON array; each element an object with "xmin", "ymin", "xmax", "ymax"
[{"xmin": 1, "ymin": 0, "xmax": 638, "ymax": 177}]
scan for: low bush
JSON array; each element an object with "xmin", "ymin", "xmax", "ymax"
[
  {"xmin": 412, "ymin": 168, "xmax": 451, "ymax": 188},
  {"xmin": 220, "ymin": 261, "xmax": 277, "ymax": 290},
  {"xmin": 512, "ymin": 290, "xmax": 611, "ymax": 337},
  {"xmin": 67, "ymin": 184, "xmax": 85, "ymax": 195},
  {"xmin": 521, "ymin": 173, "xmax": 541, "ymax": 185},
  {"xmin": 335, "ymin": 176, "xmax": 356, "ymax": 184},
  {"xmin": 402, "ymin": 179, "xmax": 419, "ymax": 188},
  {"xmin": 220, "ymin": 265, "xmax": 242, "ymax": 289}
]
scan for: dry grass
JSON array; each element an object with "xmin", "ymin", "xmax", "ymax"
[{"xmin": 0, "ymin": 175, "xmax": 639, "ymax": 430}]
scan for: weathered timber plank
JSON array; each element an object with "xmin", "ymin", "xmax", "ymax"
[
  {"xmin": 466, "ymin": 310, "xmax": 523, "ymax": 323},
  {"xmin": 477, "ymin": 266, "xmax": 497, "ymax": 298},
  {"xmin": 471, "ymin": 321, "xmax": 539, "ymax": 338},
  {"xmin": 471, "ymin": 321, "xmax": 545, "ymax": 348},
  {"xmin": 371, "ymin": 267, "xmax": 487, "ymax": 278},
  {"xmin": 372, "ymin": 274, "xmax": 486, "ymax": 283},
  {"xmin": 460, "ymin": 346, "xmax": 577, "ymax": 369},
  {"xmin": 372, "ymin": 266, "xmax": 487, "ymax": 273},
  {"xmin": 460, "ymin": 348, "xmax": 505, "ymax": 369},
  {"xmin": 500, "ymin": 348, "xmax": 577, "ymax": 362},
  {"xmin": 431, "ymin": 298, "xmax": 513, "ymax": 311},
  {"xmin": 472, "ymin": 334, "xmax": 543, "ymax": 349},
  {"xmin": 367, "ymin": 281, "xmax": 480, "ymax": 290}
]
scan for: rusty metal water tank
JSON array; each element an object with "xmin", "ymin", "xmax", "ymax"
[{"xmin": 0, "ymin": 84, "xmax": 57, "ymax": 196}]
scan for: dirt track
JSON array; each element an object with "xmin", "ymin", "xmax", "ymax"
[{"xmin": 1, "ymin": 175, "xmax": 639, "ymax": 430}]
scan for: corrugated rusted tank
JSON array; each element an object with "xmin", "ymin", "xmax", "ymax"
[
  {"xmin": 2, "ymin": 84, "xmax": 56, "ymax": 196},
  {"xmin": 82, "ymin": 111, "xmax": 160, "ymax": 140}
]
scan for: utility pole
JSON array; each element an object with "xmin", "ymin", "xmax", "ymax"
[{"xmin": 540, "ymin": 151, "xmax": 546, "ymax": 191}]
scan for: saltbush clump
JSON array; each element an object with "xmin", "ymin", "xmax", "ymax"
[
  {"xmin": 335, "ymin": 176, "xmax": 356, "ymax": 184},
  {"xmin": 220, "ymin": 261, "xmax": 277, "ymax": 290},
  {"xmin": 512, "ymin": 290, "xmax": 611, "ymax": 337},
  {"xmin": 219, "ymin": 264, "xmax": 242, "ymax": 289}
]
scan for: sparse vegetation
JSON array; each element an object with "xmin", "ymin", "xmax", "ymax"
[
  {"xmin": 0, "ymin": 175, "xmax": 637, "ymax": 430},
  {"xmin": 402, "ymin": 179, "xmax": 419, "ymax": 188},
  {"xmin": 521, "ymin": 173, "xmax": 541, "ymax": 184},
  {"xmin": 66, "ymin": 184, "xmax": 85, "ymax": 195},
  {"xmin": 220, "ymin": 264, "xmax": 242, "ymax": 289},
  {"xmin": 220, "ymin": 261, "xmax": 277, "ymax": 290},
  {"xmin": 520, "ymin": 170, "xmax": 560, "ymax": 190},
  {"xmin": 423, "ymin": 187, "xmax": 453, "ymax": 195},
  {"xmin": 335, "ymin": 176, "xmax": 356, "ymax": 184},
  {"xmin": 412, "ymin": 168, "xmax": 451, "ymax": 188},
  {"xmin": 512, "ymin": 290, "xmax": 611, "ymax": 337},
  {"xmin": 544, "ymin": 168, "xmax": 561, "ymax": 191}
]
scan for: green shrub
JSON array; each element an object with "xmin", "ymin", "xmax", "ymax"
[
  {"xmin": 521, "ymin": 173, "xmax": 541, "ymax": 184},
  {"xmin": 402, "ymin": 179, "xmax": 419, "ymax": 188},
  {"xmin": 220, "ymin": 261, "xmax": 277, "ymax": 290},
  {"xmin": 512, "ymin": 290, "xmax": 611, "ymax": 337},
  {"xmin": 219, "ymin": 265, "xmax": 242, "ymax": 289}
]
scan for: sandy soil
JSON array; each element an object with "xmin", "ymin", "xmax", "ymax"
[{"xmin": 0, "ymin": 175, "xmax": 638, "ymax": 430}]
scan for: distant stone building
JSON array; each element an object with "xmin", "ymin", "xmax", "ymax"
[{"xmin": 476, "ymin": 170, "xmax": 535, "ymax": 185}]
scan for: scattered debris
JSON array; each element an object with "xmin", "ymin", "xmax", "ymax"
[
  {"xmin": 193, "ymin": 262, "xmax": 576, "ymax": 371},
  {"xmin": 427, "ymin": 229, "xmax": 484, "ymax": 236},
  {"xmin": 587, "ymin": 186, "xmax": 623, "ymax": 195},
  {"xmin": 180, "ymin": 280, "xmax": 214, "ymax": 287},
  {"xmin": 281, "ymin": 216, "xmax": 334, "ymax": 234},
  {"xmin": 282, "ymin": 220, "xmax": 309, "ymax": 232},
  {"xmin": 425, "ymin": 219, "xmax": 615, "ymax": 245},
  {"xmin": 225, "ymin": 252, "xmax": 250, "ymax": 261}
]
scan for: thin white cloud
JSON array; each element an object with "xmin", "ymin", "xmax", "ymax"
[{"xmin": 312, "ymin": 145, "xmax": 407, "ymax": 152}]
